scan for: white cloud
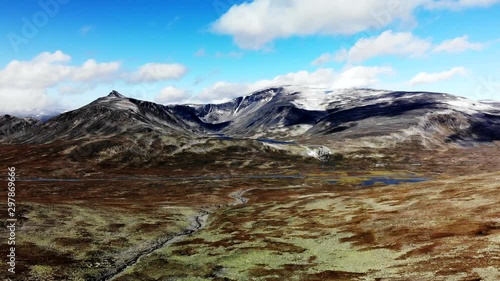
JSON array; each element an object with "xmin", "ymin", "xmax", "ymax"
[
  {"xmin": 0, "ymin": 50, "xmax": 124, "ymax": 113},
  {"xmin": 433, "ymin": 35, "xmax": 484, "ymax": 53},
  {"xmin": 311, "ymin": 53, "xmax": 335, "ymax": 66},
  {"xmin": 73, "ymin": 59, "xmax": 121, "ymax": 82},
  {"xmin": 155, "ymin": 86, "xmax": 191, "ymax": 104},
  {"xmin": 33, "ymin": 50, "xmax": 71, "ymax": 63},
  {"xmin": 409, "ymin": 67, "xmax": 467, "ymax": 86},
  {"xmin": 0, "ymin": 51, "xmax": 180, "ymax": 113},
  {"xmin": 211, "ymin": 0, "xmax": 500, "ymax": 50},
  {"xmin": 0, "ymin": 51, "xmax": 190, "ymax": 113},
  {"xmin": 335, "ymin": 66, "xmax": 394, "ymax": 88},
  {"xmin": 127, "ymin": 63, "xmax": 187, "ymax": 83},
  {"xmin": 0, "ymin": 88, "xmax": 56, "ymax": 114},
  {"xmin": 0, "ymin": 50, "xmax": 120, "ymax": 90},
  {"xmin": 425, "ymin": 0, "xmax": 500, "ymax": 9},
  {"xmin": 335, "ymin": 30, "xmax": 432, "ymax": 63},
  {"xmin": 196, "ymin": 66, "xmax": 393, "ymax": 103},
  {"xmin": 317, "ymin": 33, "xmax": 484, "ymax": 64},
  {"xmin": 211, "ymin": 0, "xmax": 425, "ymax": 50},
  {"xmin": 197, "ymin": 82, "xmax": 250, "ymax": 104}
]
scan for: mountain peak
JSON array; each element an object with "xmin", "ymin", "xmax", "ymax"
[{"xmin": 107, "ymin": 90, "xmax": 126, "ymax": 99}]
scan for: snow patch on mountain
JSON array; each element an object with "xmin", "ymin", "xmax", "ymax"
[
  {"xmin": 445, "ymin": 98, "xmax": 497, "ymax": 115},
  {"xmin": 95, "ymin": 93, "xmax": 140, "ymax": 113},
  {"xmin": 286, "ymin": 86, "xmax": 392, "ymax": 111},
  {"xmin": 109, "ymin": 99, "xmax": 140, "ymax": 113}
]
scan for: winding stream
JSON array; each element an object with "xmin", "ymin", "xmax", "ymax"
[{"xmin": 97, "ymin": 188, "xmax": 252, "ymax": 281}]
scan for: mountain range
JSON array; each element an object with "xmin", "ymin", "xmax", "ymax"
[{"xmin": 1, "ymin": 87, "xmax": 500, "ymax": 150}]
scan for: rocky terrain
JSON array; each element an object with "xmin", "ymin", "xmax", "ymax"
[
  {"xmin": 2, "ymin": 87, "xmax": 500, "ymax": 146},
  {"xmin": 0, "ymin": 87, "xmax": 499, "ymax": 280},
  {"xmin": 1, "ymin": 87, "xmax": 499, "ymax": 169},
  {"xmin": 189, "ymin": 86, "xmax": 500, "ymax": 144},
  {"xmin": 0, "ymin": 115, "xmax": 40, "ymax": 140}
]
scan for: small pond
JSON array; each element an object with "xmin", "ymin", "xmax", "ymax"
[{"xmin": 327, "ymin": 176, "xmax": 428, "ymax": 187}]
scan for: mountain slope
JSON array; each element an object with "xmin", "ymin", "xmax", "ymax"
[
  {"xmin": 181, "ymin": 86, "xmax": 500, "ymax": 145},
  {"xmin": 16, "ymin": 91, "xmax": 223, "ymax": 143},
  {"xmin": 0, "ymin": 115, "xmax": 41, "ymax": 141},
  {"xmin": 1, "ymin": 88, "xmax": 499, "ymax": 148}
]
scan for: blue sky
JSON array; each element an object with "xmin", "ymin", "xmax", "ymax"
[{"xmin": 0, "ymin": 0, "xmax": 499, "ymax": 114}]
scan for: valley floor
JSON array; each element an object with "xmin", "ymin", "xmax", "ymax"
[{"xmin": 0, "ymin": 143, "xmax": 499, "ymax": 280}]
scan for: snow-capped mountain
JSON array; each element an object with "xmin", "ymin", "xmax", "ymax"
[
  {"xmin": 1, "ymin": 87, "xmax": 499, "ymax": 146},
  {"xmin": 183, "ymin": 86, "xmax": 500, "ymax": 142}
]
